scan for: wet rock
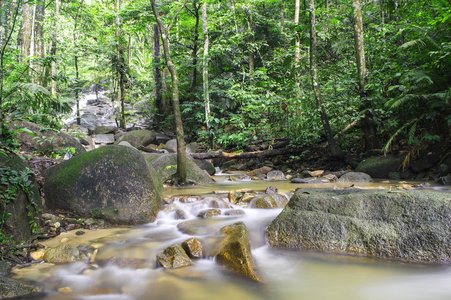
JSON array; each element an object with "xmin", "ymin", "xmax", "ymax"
[
  {"xmin": 0, "ymin": 261, "xmax": 12, "ymax": 276},
  {"xmin": 93, "ymin": 126, "xmax": 117, "ymax": 135},
  {"xmin": 0, "ymin": 277, "xmax": 42, "ymax": 299},
  {"xmin": 206, "ymin": 199, "xmax": 231, "ymax": 209},
  {"xmin": 338, "ymin": 172, "xmax": 373, "ymax": 182},
  {"xmin": 144, "ymin": 153, "xmax": 213, "ymax": 184},
  {"xmin": 247, "ymin": 166, "xmax": 272, "ymax": 177},
  {"xmin": 194, "ymin": 159, "xmax": 216, "ymax": 175},
  {"xmin": 267, "ymin": 188, "xmax": 451, "ymax": 263},
  {"xmin": 177, "ymin": 219, "xmax": 223, "ymax": 236},
  {"xmin": 265, "ymin": 186, "xmax": 278, "ymax": 194},
  {"xmin": 247, "ymin": 194, "xmax": 288, "ymax": 209},
  {"xmin": 354, "ymin": 156, "xmax": 404, "ymax": 178},
  {"xmin": 120, "ymin": 130, "xmax": 156, "ymax": 148},
  {"xmin": 164, "ymin": 139, "xmax": 198, "ymax": 153},
  {"xmin": 157, "ymin": 244, "xmax": 194, "ymax": 269},
  {"xmin": 266, "ymin": 170, "xmax": 285, "ymax": 180},
  {"xmin": 44, "ymin": 145, "xmax": 163, "ymax": 225},
  {"xmin": 92, "ymin": 133, "xmax": 115, "ymax": 144},
  {"xmin": 224, "ymin": 209, "xmax": 246, "ymax": 216},
  {"xmin": 182, "ymin": 238, "xmax": 203, "ymax": 258},
  {"xmin": 213, "ymin": 222, "xmax": 260, "ymax": 281},
  {"xmin": 322, "ymin": 174, "xmax": 338, "ymax": 182},
  {"xmin": 228, "ymin": 191, "xmax": 240, "ymax": 204},
  {"xmin": 174, "ymin": 209, "xmax": 188, "ymax": 220},
  {"xmin": 291, "ymin": 177, "xmax": 329, "ymax": 184},
  {"xmin": 43, "ymin": 244, "xmax": 87, "ymax": 264},
  {"xmin": 30, "ymin": 250, "xmax": 45, "ymax": 261},
  {"xmin": 198, "ymin": 209, "xmax": 221, "ymax": 218},
  {"xmin": 104, "ymin": 257, "xmax": 151, "ymax": 269},
  {"xmin": 83, "ymin": 218, "xmax": 105, "ymax": 228},
  {"xmin": 237, "ymin": 174, "xmax": 252, "ymax": 181}
]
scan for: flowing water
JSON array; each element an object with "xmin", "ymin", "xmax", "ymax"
[{"xmin": 12, "ymin": 178, "xmax": 451, "ymax": 300}]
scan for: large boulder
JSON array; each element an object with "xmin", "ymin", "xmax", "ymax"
[
  {"xmin": 0, "ymin": 277, "xmax": 42, "ymax": 299},
  {"xmin": 266, "ymin": 188, "xmax": 451, "ymax": 263},
  {"xmin": 338, "ymin": 172, "xmax": 372, "ymax": 182},
  {"xmin": 44, "ymin": 145, "xmax": 163, "ymax": 225},
  {"xmin": 8, "ymin": 120, "xmax": 86, "ymax": 156},
  {"xmin": 213, "ymin": 222, "xmax": 260, "ymax": 281},
  {"xmin": 144, "ymin": 153, "xmax": 213, "ymax": 184},
  {"xmin": 0, "ymin": 152, "xmax": 41, "ymax": 243},
  {"xmin": 354, "ymin": 156, "xmax": 404, "ymax": 178},
  {"xmin": 119, "ymin": 130, "xmax": 156, "ymax": 148}
]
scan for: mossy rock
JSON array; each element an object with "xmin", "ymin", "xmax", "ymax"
[
  {"xmin": 157, "ymin": 244, "xmax": 194, "ymax": 269},
  {"xmin": 0, "ymin": 152, "xmax": 42, "ymax": 243},
  {"xmin": 267, "ymin": 188, "xmax": 451, "ymax": 263},
  {"xmin": 8, "ymin": 120, "xmax": 86, "ymax": 156},
  {"xmin": 338, "ymin": 172, "xmax": 373, "ymax": 182},
  {"xmin": 0, "ymin": 277, "xmax": 42, "ymax": 299},
  {"xmin": 44, "ymin": 145, "xmax": 163, "ymax": 225},
  {"xmin": 119, "ymin": 130, "xmax": 156, "ymax": 148},
  {"xmin": 354, "ymin": 156, "xmax": 404, "ymax": 178},
  {"xmin": 144, "ymin": 153, "xmax": 213, "ymax": 184},
  {"xmin": 213, "ymin": 222, "xmax": 260, "ymax": 281},
  {"xmin": 43, "ymin": 244, "xmax": 87, "ymax": 264},
  {"xmin": 247, "ymin": 194, "xmax": 288, "ymax": 209}
]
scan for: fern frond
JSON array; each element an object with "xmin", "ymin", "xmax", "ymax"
[
  {"xmin": 407, "ymin": 121, "xmax": 418, "ymax": 144},
  {"xmin": 399, "ymin": 39, "xmax": 425, "ymax": 50},
  {"xmin": 383, "ymin": 120, "xmax": 414, "ymax": 155}
]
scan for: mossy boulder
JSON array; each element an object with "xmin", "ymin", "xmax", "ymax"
[
  {"xmin": 0, "ymin": 152, "xmax": 41, "ymax": 243},
  {"xmin": 44, "ymin": 145, "xmax": 163, "ymax": 225},
  {"xmin": 144, "ymin": 153, "xmax": 213, "ymax": 184},
  {"xmin": 213, "ymin": 222, "xmax": 260, "ymax": 281},
  {"xmin": 8, "ymin": 120, "xmax": 86, "ymax": 156},
  {"xmin": 354, "ymin": 156, "xmax": 404, "ymax": 178},
  {"xmin": 119, "ymin": 130, "xmax": 156, "ymax": 148},
  {"xmin": 0, "ymin": 277, "xmax": 42, "ymax": 299},
  {"xmin": 266, "ymin": 188, "xmax": 451, "ymax": 263}
]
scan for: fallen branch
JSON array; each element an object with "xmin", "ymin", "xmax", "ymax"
[
  {"xmin": 190, "ymin": 147, "xmax": 295, "ymax": 160},
  {"xmin": 138, "ymin": 146, "xmax": 164, "ymax": 153}
]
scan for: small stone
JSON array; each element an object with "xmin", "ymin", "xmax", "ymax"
[
  {"xmin": 157, "ymin": 244, "xmax": 194, "ymax": 269},
  {"xmin": 197, "ymin": 209, "xmax": 221, "ymax": 218},
  {"xmin": 265, "ymin": 186, "xmax": 278, "ymax": 194},
  {"xmin": 60, "ymin": 237, "xmax": 69, "ymax": 243},
  {"xmin": 224, "ymin": 209, "xmax": 246, "ymax": 216},
  {"xmin": 181, "ymin": 238, "xmax": 203, "ymax": 258},
  {"xmin": 310, "ymin": 170, "xmax": 324, "ymax": 177},
  {"xmin": 30, "ymin": 250, "xmax": 44, "ymax": 261},
  {"xmin": 58, "ymin": 287, "xmax": 72, "ymax": 293},
  {"xmin": 75, "ymin": 230, "xmax": 85, "ymax": 236}
]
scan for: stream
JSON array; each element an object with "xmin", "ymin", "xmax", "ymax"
[{"xmin": 11, "ymin": 178, "xmax": 451, "ymax": 300}]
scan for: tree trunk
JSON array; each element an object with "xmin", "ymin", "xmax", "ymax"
[
  {"xmin": 16, "ymin": 2, "xmax": 32, "ymax": 63},
  {"xmin": 75, "ymin": 55, "xmax": 80, "ymax": 125},
  {"xmin": 115, "ymin": 0, "xmax": 126, "ymax": 129},
  {"xmin": 190, "ymin": 0, "xmax": 200, "ymax": 103},
  {"xmin": 50, "ymin": 0, "xmax": 60, "ymax": 96},
  {"xmin": 309, "ymin": 0, "xmax": 342, "ymax": 158},
  {"xmin": 150, "ymin": 0, "xmax": 187, "ymax": 183},
  {"xmin": 247, "ymin": 13, "xmax": 254, "ymax": 77},
  {"xmin": 352, "ymin": 0, "xmax": 380, "ymax": 151},
  {"xmin": 33, "ymin": 0, "xmax": 45, "ymax": 85},
  {"xmin": 202, "ymin": 0, "xmax": 212, "ymax": 148},
  {"xmin": 162, "ymin": 67, "xmax": 172, "ymax": 117},
  {"xmin": 1, "ymin": 0, "xmax": 21, "ymax": 137},
  {"xmin": 153, "ymin": 24, "xmax": 163, "ymax": 124},
  {"xmin": 294, "ymin": 0, "xmax": 301, "ymax": 99}
]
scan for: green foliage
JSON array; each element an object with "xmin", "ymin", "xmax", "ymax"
[{"xmin": 0, "ymin": 164, "xmax": 41, "ymax": 245}]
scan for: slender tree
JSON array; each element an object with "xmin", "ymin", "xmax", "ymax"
[
  {"xmin": 294, "ymin": 0, "xmax": 301, "ymax": 99},
  {"xmin": 309, "ymin": 0, "xmax": 342, "ymax": 158},
  {"xmin": 150, "ymin": 0, "xmax": 187, "ymax": 183},
  {"xmin": 115, "ymin": 0, "xmax": 126, "ymax": 129},
  {"xmin": 202, "ymin": 0, "xmax": 211, "ymax": 147},
  {"xmin": 352, "ymin": 0, "xmax": 380, "ymax": 151},
  {"xmin": 153, "ymin": 24, "xmax": 163, "ymax": 124},
  {"xmin": 50, "ymin": 0, "xmax": 60, "ymax": 97},
  {"xmin": 188, "ymin": 0, "xmax": 201, "ymax": 102},
  {"xmin": 33, "ymin": 0, "xmax": 45, "ymax": 84}
]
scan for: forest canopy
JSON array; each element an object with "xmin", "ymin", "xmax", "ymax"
[{"xmin": 0, "ymin": 0, "xmax": 450, "ymax": 160}]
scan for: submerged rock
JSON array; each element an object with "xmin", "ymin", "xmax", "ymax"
[
  {"xmin": 213, "ymin": 222, "xmax": 260, "ymax": 281},
  {"xmin": 157, "ymin": 244, "xmax": 194, "ymax": 269},
  {"xmin": 43, "ymin": 244, "xmax": 87, "ymax": 264},
  {"xmin": 44, "ymin": 145, "xmax": 163, "ymax": 225},
  {"xmin": 267, "ymin": 188, "xmax": 451, "ymax": 263}
]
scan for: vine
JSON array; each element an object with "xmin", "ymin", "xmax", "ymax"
[{"xmin": 0, "ymin": 159, "xmax": 41, "ymax": 245}]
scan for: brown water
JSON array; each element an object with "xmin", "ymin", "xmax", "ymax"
[{"xmin": 12, "ymin": 178, "xmax": 451, "ymax": 300}]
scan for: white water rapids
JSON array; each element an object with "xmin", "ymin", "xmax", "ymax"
[{"xmin": 12, "ymin": 179, "xmax": 451, "ymax": 300}]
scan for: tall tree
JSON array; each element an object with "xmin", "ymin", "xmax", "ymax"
[
  {"xmin": 0, "ymin": 0, "xmax": 21, "ymax": 137},
  {"xmin": 150, "ymin": 0, "xmax": 187, "ymax": 183},
  {"xmin": 72, "ymin": 0, "xmax": 84, "ymax": 125},
  {"xmin": 309, "ymin": 0, "xmax": 342, "ymax": 158},
  {"xmin": 33, "ymin": 0, "xmax": 45, "ymax": 84},
  {"xmin": 202, "ymin": 0, "xmax": 211, "ymax": 147},
  {"xmin": 115, "ymin": 0, "xmax": 126, "ymax": 129},
  {"xmin": 50, "ymin": 0, "xmax": 60, "ymax": 97},
  {"xmin": 352, "ymin": 0, "xmax": 380, "ymax": 151},
  {"xmin": 16, "ymin": 1, "xmax": 32, "ymax": 63},
  {"xmin": 153, "ymin": 24, "xmax": 163, "ymax": 124},
  {"xmin": 188, "ymin": 0, "xmax": 201, "ymax": 102},
  {"xmin": 294, "ymin": 0, "xmax": 301, "ymax": 99}
]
